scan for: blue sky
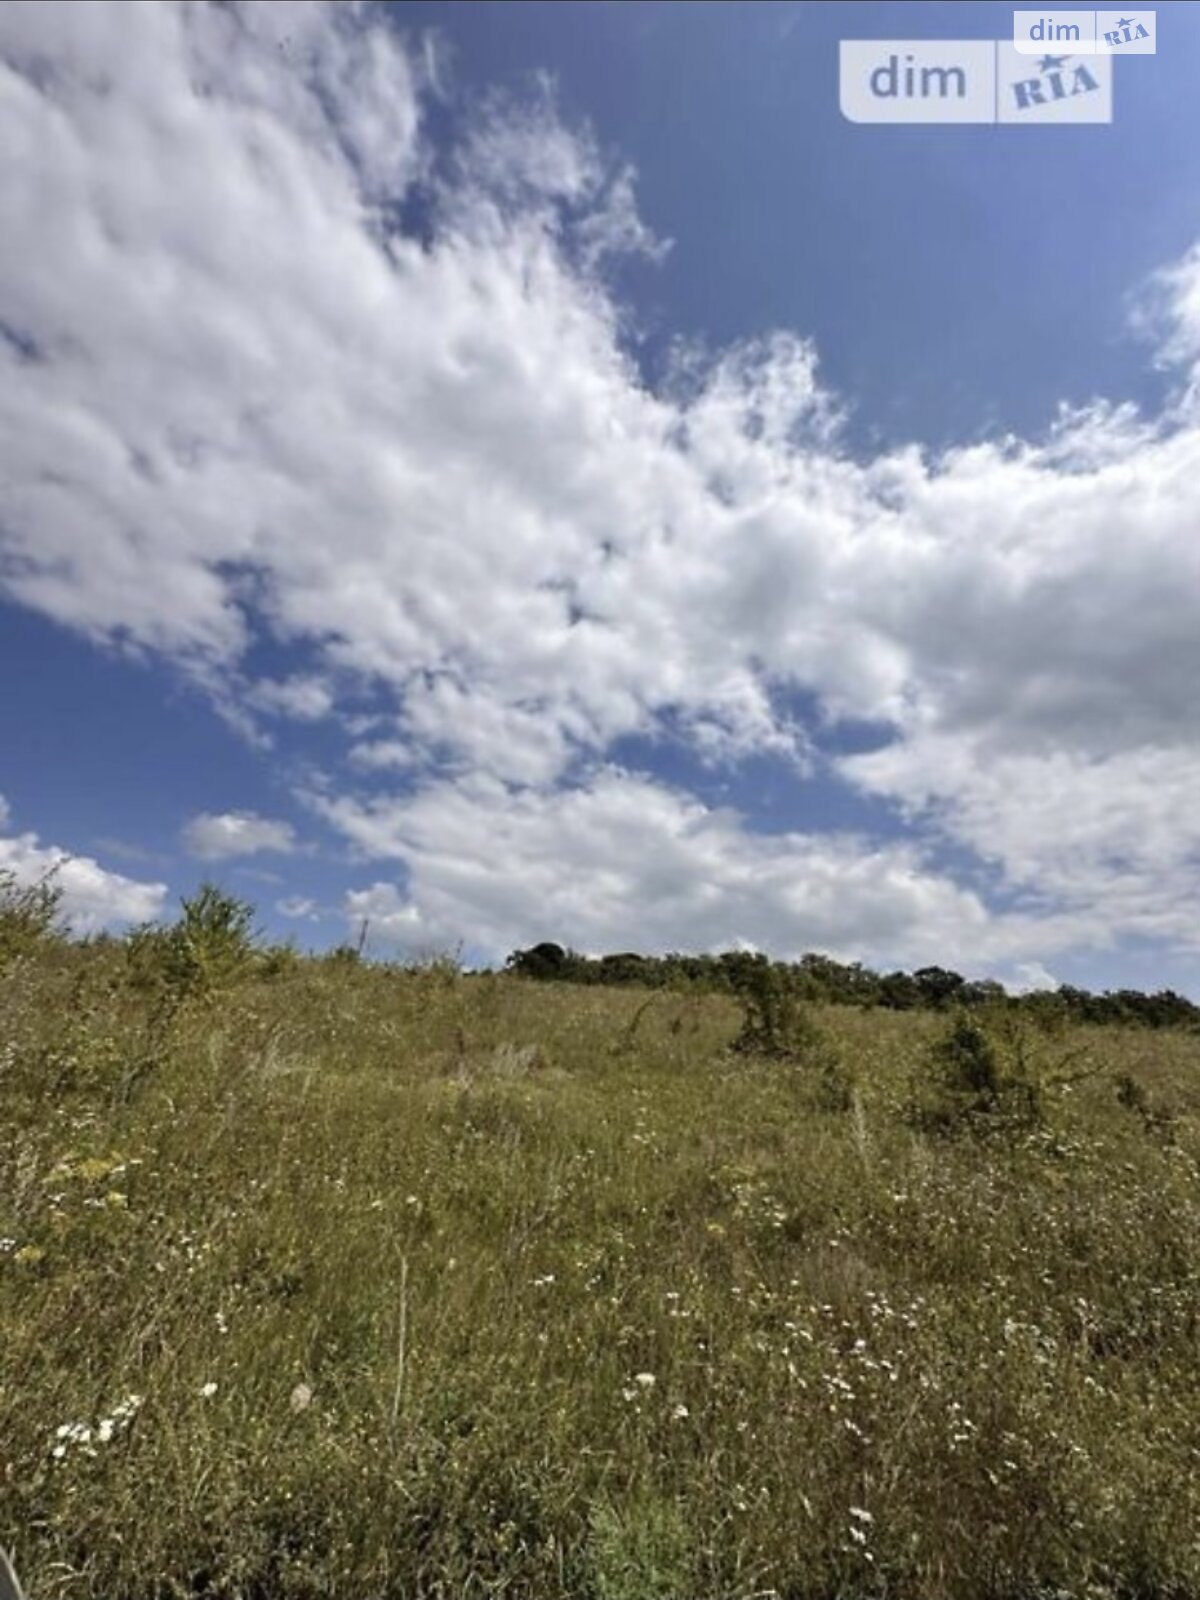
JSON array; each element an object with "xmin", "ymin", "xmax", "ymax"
[{"xmin": 3, "ymin": 0, "xmax": 1200, "ymax": 993}]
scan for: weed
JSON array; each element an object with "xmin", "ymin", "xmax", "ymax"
[{"xmin": 586, "ymin": 1495, "xmax": 693, "ymax": 1600}]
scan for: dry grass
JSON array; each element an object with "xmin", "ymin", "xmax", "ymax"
[{"xmin": 2, "ymin": 944, "xmax": 1199, "ymax": 1598}]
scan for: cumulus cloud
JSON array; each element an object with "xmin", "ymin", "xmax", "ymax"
[
  {"xmin": 4, "ymin": 1, "xmax": 1200, "ymax": 974},
  {"xmin": 313, "ymin": 768, "xmax": 1091, "ymax": 972},
  {"xmin": 0, "ymin": 803, "xmax": 166, "ymax": 933},
  {"xmin": 182, "ymin": 811, "xmax": 298, "ymax": 861}
]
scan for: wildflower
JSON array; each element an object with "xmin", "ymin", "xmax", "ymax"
[
  {"xmin": 672, "ymin": 1403, "xmax": 690, "ymax": 1420},
  {"xmin": 200, "ymin": 1381, "xmax": 218, "ymax": 1399},
  {"xmin": 849, "ymin": 1506, "xmax": 874, "ymax": 1523},
  {"xmin": 634, "ymin": 1372, "xmax": 656, "ymax": 1389},
  {"xmin": 290, "ymin": 1382, "xmax": 313, "ymax": 1413},
  {"xmin": 51, "ymin": 1421, "xmax": 95, "ymax": 1460}
]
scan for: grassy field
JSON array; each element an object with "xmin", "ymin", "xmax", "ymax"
[{"xmin": 2, "ymin": 937, "xmax": 1199, "ymax": 1599}]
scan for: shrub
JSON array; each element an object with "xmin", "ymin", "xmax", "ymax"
[
  {"xmin": 910, "ymin": 1012, "xmax": 1044, "ymax": 1137},
  {"xmin": 257, "ymin": 939, "xmax": 301, "ymax": 980},
  {"xmin": 728, "ymin": 958, "xmax": 823, "ymax": 1061},
  {"xmin": 125, "ymin": 884, "xmax": 260, "ymax": 1006},
  {"xmin": 0, "ymin": 865, "xmax": 64, "ymax": 973},
  {"xmin": 1115, "ymin": 1071, "xmax": 1176, "ymax": 1140},
  {"xmin": 812, "ymin": 1051, "xmax": 856, "ymax": 1112}
]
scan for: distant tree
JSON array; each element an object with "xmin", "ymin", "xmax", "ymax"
[
  {"xmin": 912, "ymin": 966, "xmax": 967, "ymax": 1009},
  {"xmin": 506, "ymin": 942, "xmax": 570, "ymax": 980},
  {"xmin": 879, "ymin": 971, "xmax": 921, "ymax": 1011},
  {"xmin": 598, "ymin": 952, "xmax": 655, "ymax": 987}
]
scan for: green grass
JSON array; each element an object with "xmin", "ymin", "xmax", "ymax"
[{"xmin": 2, "ymin": 943, "xmax": 1199, "ymax": 1598}]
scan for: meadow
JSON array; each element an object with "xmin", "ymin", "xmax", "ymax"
[{"xmin": 2, "ymin": 891, "xmax": 1199, "ymax": 1599}]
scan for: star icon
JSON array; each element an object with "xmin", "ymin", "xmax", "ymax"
[
  {"xmin": 1116, "ymin": 17, "xmax": 1135, "ymax": 28},
  {"xmin": 1038, "ymin": 54, "xmax": 1070, "ymax": 71}
]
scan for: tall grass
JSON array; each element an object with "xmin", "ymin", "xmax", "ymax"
[{"xmin": 1, "ymin": 935, "xmax": 1198, "ymax": 1598}]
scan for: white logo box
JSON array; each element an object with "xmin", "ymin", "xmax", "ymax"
[
  {"xmin": 839, "ymin": 39, "xmax": 1113, "ymax": 124},
  {"xmin": 1012, "ymin": 11, "xmax": 1156, "ymax": 54}
]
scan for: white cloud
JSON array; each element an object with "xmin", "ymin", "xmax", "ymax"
[
  {"xmin": 0, "ymin": 818, "xmax": 166, "ymax": 933},
  {"xmin": 576, "ymin": 164, "xmax": 672, "ymax": 272},
  {"xmin": 3, "ymin": 2, "xmax": 1200, "ymax": 977},
  {"xmin": 344, "ymin": 881, "xmax": 426, "ymax": 950},
  {"xmin": 313, "ymin": 768, "xmax": 1089, "ymax": 972},
  {"xmin": 247, "ymin": 676, "xmax": 335, "ymax": 722},
  {"xmin": 1004, "ymin": 961, "xmax": 1060, "ymax": 995},
  {"xmin": 276, "ymin": 894, "xmax": 318, "ymax": 919},
  {"xmin": 1136, "ymin": 240, "xmax": 1200, "ymax": 383},
  {"xmin": 841, "ymin": 736, "xmax": 1200, "ymax": 955},
  {"xmin": 348, "ymin": 738, "xmax": 416, "ymax": 773},
  {"xmin": 182, "ymin": 811, "xmax": 297, "ymax": 861}
]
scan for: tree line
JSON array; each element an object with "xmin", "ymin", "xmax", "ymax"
[{"xmin": 504, "ymin": 943, "xmax": 1200, "ymax": 1030}]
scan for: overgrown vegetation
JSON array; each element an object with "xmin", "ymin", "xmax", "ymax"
[
  {"xmin": 0, "ymin": 865, "xmax": 64, "ymax": 974},
  {"xmin": 2, "ymin": 905, "xmax": 1199, "ymax": 1598}
]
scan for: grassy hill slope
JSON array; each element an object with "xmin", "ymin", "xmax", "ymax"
[{"xmin": 2, "ymin": 940, "xmax": 1199, "ymax": 1598}]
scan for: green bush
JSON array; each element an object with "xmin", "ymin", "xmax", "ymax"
[
  {"xmin": 125, "ymin": 884, "xmax": 260, "ymax": 1006},
  {"xmin": 910, "ymin": 1012, "xmax": 1044, "ymax": 1137},
  {"xmin": 0, "ymin": 866, "xmax": 64, "ymax": 973},
  {"xmin": 728, "ymin": 957, "xmax": 822, "ymax": 1060},
  {"xmin": 257, "ymin": 939, "xmax": 301, "ymax": 980}
]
